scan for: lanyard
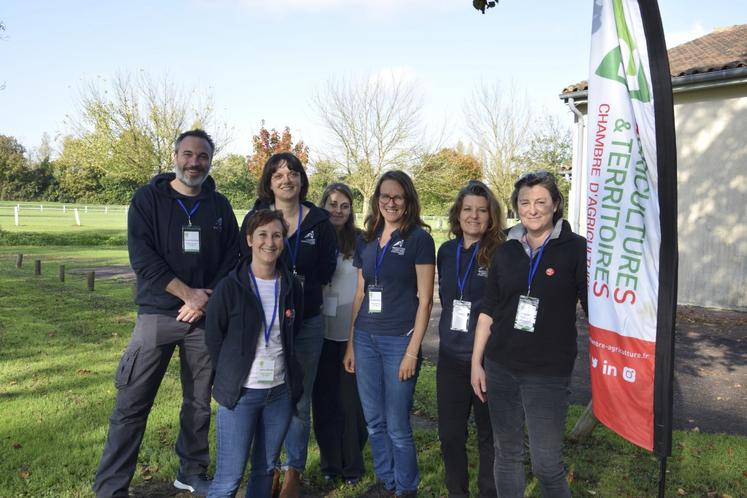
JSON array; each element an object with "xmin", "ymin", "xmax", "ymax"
[
  {"xmin": 248, "ymin": 267, "xmax": 279, "ymax": 348},
  {"xmin": 374, "ymin": 236, "xmax": 393, "ymax": 285},
  {"xmin": 456, "ymin": 239, "xmax": 479, "ymax": 300},
  {"xmin": 284, "ymin": 207, "xmax": 303, "ymax": 273},
  {"xmin": 176, "ymin": 199, "xmax": 200, "ymax": 226},
  {"xmin": 527, "ymin": 234, "xmax": 551, "ymax": 295}
]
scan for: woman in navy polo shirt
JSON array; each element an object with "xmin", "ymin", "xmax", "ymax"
[
  {"xmin": 436, "ymin": 181, "xmax": 505, "ymax": 498},
  {"xmin": 239, "ymin": 152, "xmax": 337, "ymax": 498},
  {"xmin": 343, "ymin": 170, "xmax": 435, "ymax": 498}
]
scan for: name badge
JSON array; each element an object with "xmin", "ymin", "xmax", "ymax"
[
  {"xmin": 323, "ymin": 292, "xmax": 338, "ymax": 317},
  {"xmin": 182, "ymin": 226, "xmax": 201, "ymax": 253},
  {"xmin": 368, "ymin": 284, "xmax": 383, "ymax": 313},
  {"xmin": 256, "ymin": 358, "xmax": 276, "ymax": 383},
  {"xmin": 451, "ymin": 299, "xmax": 471, "ymax": 332},
  {"xmin": 514, "ymin": 295, "xmax": 539, "ymax": 332}
]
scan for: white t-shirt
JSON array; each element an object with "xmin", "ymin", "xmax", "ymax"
[
  {"xmin": 244, "ymin": 275, "xmax": 286, "ymax": 389},
  {"xmin": 322, "ymin": 254, "xmax": 358, "ymax": 342}
]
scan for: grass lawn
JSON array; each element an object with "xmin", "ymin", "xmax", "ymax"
[{"xmin": 1, "ymin": 248, "xmax": 745, "ymax": 497}]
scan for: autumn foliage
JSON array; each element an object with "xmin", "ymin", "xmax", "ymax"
[{"xmin": 247, "ymin": 121, "xmax": 310, "ymax": 178}]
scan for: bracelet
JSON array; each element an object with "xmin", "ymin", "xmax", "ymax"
[{"xmin": 405, "ymin": 352, "xmax": 418, "ymax": 359}]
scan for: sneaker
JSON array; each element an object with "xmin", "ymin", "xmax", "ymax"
[
  {"xmin": 344, "ymin": 476, "xmax": 361, "ymax": 485},
  {"xmin": 395, "ymin": 492, "xmax": 417, "ymax": 498},
  {"xmin": 361, "ymin": 481, "xmax": 395, "ymax": 498},
  {"xmin": 174, "ymin": 472, "xmax": 212, "ymax": 496}
]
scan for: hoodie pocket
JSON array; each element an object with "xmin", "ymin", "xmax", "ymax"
[{"xmin": 114, "ymin": 344, "xmax": 141, "ymax": 389}]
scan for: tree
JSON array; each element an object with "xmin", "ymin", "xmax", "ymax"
[
  {"xmin": 211, "ymin": 153, "xmax": 256, "ymax": 210},
  {"xmin": 0, "ymin": 135, "xmax": 28, "ymax": 200},
  {"xmin": 464, "ymin": 82, "xmax": 533, "ymax": 209},
  {"xmin": 313, "ymin": 75, "xmax": 424, "ymax": 202},
  {"xmin": 307, "ymin": 159, "xmax": 342, "ymax": 205},
  {"xmin": 413, "ymin": 146, "xmax": 483, "ymax": 215},
  {"xmin": 66, "ymin": 71, "xmax": 222, "ymax": 199},
  {"xmin": 247, "ymin": 122, "xmax": 309, "ymax": 178},
  {"xmin": 52, "ymin": 135, "xmax": 106, "ymax": 203},
  {"xmin": 516, "ymin": 115, "xmax": 573, "ymax": 217}
]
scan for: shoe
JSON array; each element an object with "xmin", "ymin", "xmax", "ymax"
[
  {"xmin": 174, "ymin": 471, "xmax": 212, "ymax": 496},
  {"xmin": 278, "ymin": 468, "xmax": 301, "ymax": 498},
  {"xmin": 344, "ymin": 476, "xmax": 361, "ymax": 485},
  {"xmin": 361, "ymin": 481, "xmax": 395, "ymax": 498},
  {"xmin": 322, "ymin": 473, "xmax": 339, "ymax": 484},
  {"xmin": 395, "ymin": 492, "xmax": 417, "ymax": 498},
  {"xmin": 271, "ymin": 468, "xmax": 281, "ymax": 498}
]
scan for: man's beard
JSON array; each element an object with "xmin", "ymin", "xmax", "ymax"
[{"xmin": 176, "ymin": 166, "xmax": 209, "ymax": 188}]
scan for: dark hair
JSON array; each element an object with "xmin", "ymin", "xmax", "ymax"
[
  {"xmin": 257, "ymin": 152, "xmax": 309, "ymax": 203},
  {"xmin": 319, "ymin": 182, "xmax": 359, "ymax": 260},
  {"xmin": 245, "ymin": 209, "xmax": 289, "ymax": 238},
  {"xmin": 363, "ymin": 170, "xmax": 430, "ymax": 242},
  {"xmin": 175, "ymin": 129, "xmax": 215, "ymax": 155},
  {"xmin": 447, "ymin": 180, "xmax": 506, "ymax": 268},
  {"xmin": 510, "ymin": 171, "xmax": 564, "ymax": 223}
]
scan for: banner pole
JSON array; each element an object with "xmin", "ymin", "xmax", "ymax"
[{"xmin": 658, "ymin": 456, "xmax": 667, "ymax": 498}]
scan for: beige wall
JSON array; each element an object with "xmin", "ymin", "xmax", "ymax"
[
  {"xmin": 674, "ymin": 84, "xmax": 747, "ymax": 309},
  {"xmin": 566, "ymin": 82, "xmax": 747, "ymax": 310}
]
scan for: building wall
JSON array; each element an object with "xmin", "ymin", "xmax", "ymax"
[{"xmin": 566, "ymin": 82, "xmax": 747, "ymax": 310}]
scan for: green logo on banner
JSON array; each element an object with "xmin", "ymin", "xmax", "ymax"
[{"xmin": 595, "ymin": 0, "xmax": 651, "ymax": 102}]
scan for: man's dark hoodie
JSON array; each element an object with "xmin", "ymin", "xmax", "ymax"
[
  {"xmin": 128, "ymin": 173, "xmax": 240, "ymax": 315},
  {"xmin": 239, "ymin": 199, "xmax": 337, "ymax": 320},
  {"xmin": 205, "ymin": 256, "xmax": 304, "ymax": 409}
]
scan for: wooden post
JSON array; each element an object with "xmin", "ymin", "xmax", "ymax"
[
  {"xmin": 569, "ymin": 401, "xmax": 599, "ymax": 442},
  {"xmin": 59, "ymin": 265, "xmax": 65, "ymax": 282},
  {"xmin": 34, "ymin": 259, "xmax": 42, "ymax": 276},
  {"xmin": 15, "ymin": 253, "xmax": 23, "ymax": 268},
  {"xmin": 87, "ymin": 271, "xmax": 95, "ymax": 291}
]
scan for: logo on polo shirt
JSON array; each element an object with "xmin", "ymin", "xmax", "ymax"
[
  {"xmin": 213, "ymin": 217, "xmax": 223, "ymax": 232},
  {"xmin": 301, "ymin": 231, "xmax": 316, "ymax": 245},
  {"xmin": 477, "ymin": 266, "xmax": 488, "ymax": 278},
  {"xmin": 391, "ymin": 239, "xmax": 406, "ymax": 255}
]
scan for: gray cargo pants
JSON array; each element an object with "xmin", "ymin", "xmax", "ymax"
[{"xmin": 92, "ymin": 314, "xmax": 213, "ymax": 498}]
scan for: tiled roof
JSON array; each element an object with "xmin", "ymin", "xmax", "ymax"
[{"xmin": 561, "ymin": 24, "xmax": 747, "ymax": 95}]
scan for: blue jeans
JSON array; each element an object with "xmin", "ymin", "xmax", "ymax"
[
  {"xmin": 485, "ymin": 359, "xmax": 571, "ymax": 498},
  {"xmin": 280, "ymin": 315, "xmax": 324, "ymax": 471},
  {"xmin": 354, "ymin": 329, "xmax": 420, "ymax": 495},
  {"xmin": 208, "ymin": 384, "xmax": 292, "ymax": 498}
]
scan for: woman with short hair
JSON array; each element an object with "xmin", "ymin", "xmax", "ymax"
[{"xmin": 471, "ymin": 171, "xmax": 587, "ymax": 497}]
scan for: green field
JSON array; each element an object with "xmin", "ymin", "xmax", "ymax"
[{"xmin": 0, "ymin": 204, "xmax": 744, "ymax": 497}]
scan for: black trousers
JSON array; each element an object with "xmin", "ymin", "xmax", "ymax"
[
  {"xmin": 437, "ymin": 351, "xmax": 496, "ymax": 498},
  {"xmin": 92, "ymin": 314, "xmax": 212, "ymax": 498},
  {"xmin": 311, "ymin": 338, "xmax": 368, "ymax": 479}
]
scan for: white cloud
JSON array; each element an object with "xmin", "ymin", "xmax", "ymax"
[{"xmin": 665, "ymin": 22, "xmax": 707, "ymax": 48}]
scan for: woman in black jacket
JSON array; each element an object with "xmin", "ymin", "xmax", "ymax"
[
  {"xmin": 206, "ymin": 209, "xmax": 304, "ymax": 498},
  {"xmin": 239, "ymin": 152, "xmax": 337, "ymax": 498},
  {"xmin": 471, "ymin": 172, "xmax": 587, "ymax": 498}
]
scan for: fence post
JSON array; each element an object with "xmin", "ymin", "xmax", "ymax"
[
  {"xmin": 40, "ymin": 204, "xmax": 44, "ymax": 212},
  {"xmin": 85, "ymin": 205, "xmax": 88, "ymax": 213},
  {"xmin": 15, "ymin": 253, "xmax": 23, "ymax": 268},
  {"xmin": 34, "ymin": 259, "xmax": 42, "ymax": 276},
  {"xmin": 63, "ymin": 205, "xmax": 66, "ymax": 213},
  {"xmin": 74, "ymin": 208, "xmax": 81, "ymax": 226},
  {"xmin": 59, "ymin": 265, "xmax": 66, "ymax": 282},
  {"xmin": 14, "ymin": 205, "xmax": 20, "ymax": 226},
  {"xmin": 87, "ymin": 271, "xmax": 95, "ymax": 291},
  {"xmin": 105, "ymin": 206, "xmax": 109, "ymax": 214}
]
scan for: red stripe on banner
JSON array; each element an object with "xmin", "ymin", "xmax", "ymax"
[{"xmin": 589, "ymin": 324, "xmax": 656, "ymax": 450}]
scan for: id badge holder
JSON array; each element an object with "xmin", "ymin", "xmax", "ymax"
[
  {"xmin": 182, "ymin": 225, "xmax": 201, "ymax": 254},
  {"xmin": 514, "ymin": 295, "xmax": 539, "ymax": 332},
  {"xmin": 256, "ymin": 358, "xmax": 276, "ymax": 384},
  {"xmin": 368, "ymin": 284, "xmax": 383, "ymax": 314},
  {"xmin": 323, "ymin": 291, "xmax": 338, "ymax": 317},
  {"xmin": 450, "ymin": 299, "xmax": 471, "ymax": 332},
  {"xmin": 294, "ymin": 271, "xmax": 305, "ymax": 289}
]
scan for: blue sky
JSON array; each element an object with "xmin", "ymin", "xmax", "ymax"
[{"xmin": 0, "ymin": 0, "xmax": 741, "ymax": 158}]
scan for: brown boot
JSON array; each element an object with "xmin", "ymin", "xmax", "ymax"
[
  {"xmin": 271, "ymin": 468, "xmax": 281, "ymax": 498},
  {"xmin": 278, "ymin": 468, "xmax": 301, "ymax": 498}
]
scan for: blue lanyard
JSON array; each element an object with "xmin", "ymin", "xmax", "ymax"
[
  {"xmin": 248, "ymin": 267, "xmax": 279, "ymax": 347},
  {"xmin": 527, "ymin": 234, "xmax": 551, "ymax": 295},
  {"xmin": 176, "ymin": 199, "xmax": 200, "ymax": 226},
  {"xmin": 456, "ymin": 239, "xmax": 479, "ymax": 300},
  {"xmin": 284, "ymin": 207, "xmax": 303, "ymax": 273},
  {"xmin": 374, "ymin": 236, "xmax": 393, "ymax": 285}
]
